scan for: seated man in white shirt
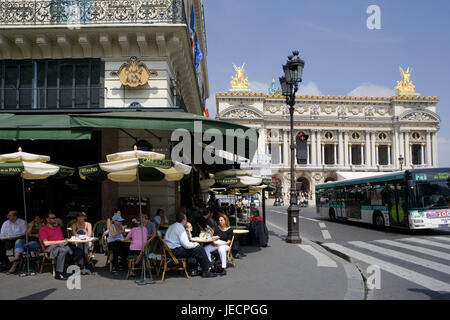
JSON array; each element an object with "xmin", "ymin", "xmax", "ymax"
[
  {"xmin": 0, "ymin": 210, "xmax": 26, "ymax": 271},
  {"xmin": 164, "ymin": 213, "xmax": 217, "ymax": 278}
]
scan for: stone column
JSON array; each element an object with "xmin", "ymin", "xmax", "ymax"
[
  {"xmin": 432, "ymin": 132, "xmax": 438, "ymax": 167},
  {"xmin": 279, "ymin": 141, "xmax": 282, "ymax": 165},
  {"xmin": 388, "ymin": 144, "xmax": 391, "ymax": 166},
  {"xmin": 316, "ymin": 131, "xmax": 322, "ymax": 166},
  {"xmin": 365, "ymin": 131, "xmax": 370, "ymax": 166},
  {"xmin": 307, "ymin": 143, "xmax": 310, "ymax": 165},
  {"xmin": 421, "ymin": 143, "xmax": 425, "ymax": 165},
  {"xmin": 426, "ymin": 131, "xmax": 432, "ymax": 166},
  {"xmin": 393, "ymin": 128, "xmax": 399, "ymax": 169},
  {"xmin": 399, "ymin": 131, "xmax": 404, "ymax": 161},
  {"xmin": 348, "ymin": 143, "xmax": 352, "ymax": 165},
  {"xmin": 339, "ymin": 131, "xmax": 344, "ymax": 166},
  {"xmin": 334, "ymin": 143, "xmax": 337, "ymax": 165},
  {"xmin": 258, "ymin": 128, "xmax": 266, "ymax": 156},
  {"xmin": 311, "ymin": 130, "xmax": 317, "ymax": 166},
  {"xmin": 361, "ymin": 143, "xmax": 364, "ymax": 165},
  {"xmin": 404, "ymin": 132, "xmax": 410, "ymax": 166},
  {"xmin": 283, "ymin": 130, "xmax": 289, "ymax": 166},
  {"xmin": 344, "ymin": 131, "xmax": 349, "ymax": 166},
  {"xmin": 375, "ymin": 144, "xmax": 379, "ymax": 165},
  {"xmin": 321, "ymin": 143, "xmax": 325, "ymax": 165},
  {"xmin": 371, "ymin": 132, "xmax": 376, "ymax": 167}
]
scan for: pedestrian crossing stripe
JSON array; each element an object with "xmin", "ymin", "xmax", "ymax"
[
  {"xmin": 348, "ymin": 241, "xmax": 450, "ymax": 275},
  {"xmin": 431, "ymin": 236, "xmax": 450, "ymax": 243},
  {"xmin": 373, "ymin": 239, "xmax": 450, "ymax": 261},
  {"xmin": 323, "ymin": 242, "xmax": 450, "ymax": 293},
  {"xmin": 398, "ymin": 237, "xmax": 450, "ymax": 250}
]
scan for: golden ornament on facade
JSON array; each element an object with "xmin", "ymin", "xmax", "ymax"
[
  {"xmin": 230, "ymin": 63, "xmax": 249, "ymax": 90},
  {"xmin": 111, "ymin": 56, "xmax": 158, "ymax": 87},
  {"xmin": 395, "ymin": 67, "xmax": 416, "ymax": 94}
]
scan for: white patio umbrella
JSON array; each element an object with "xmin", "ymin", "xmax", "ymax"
[
  {"xmin": 0, "ymin": 148, "xmax": 75, "ymax": 276},
  {"xmin": 78, "ymin": 146, "xmax": 192, "ymax": 284}
]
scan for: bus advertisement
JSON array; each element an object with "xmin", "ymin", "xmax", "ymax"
[{"xmin": 315, "ymin": 168, "xmax": 450, "ymax": 230}]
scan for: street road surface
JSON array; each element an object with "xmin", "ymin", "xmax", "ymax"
[{"xmin": 266, "ymin": 205, "xmax": 450, "ymax": 300}]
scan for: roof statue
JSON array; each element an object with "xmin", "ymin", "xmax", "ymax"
[
  {"xmin": 395, "ymin": 67, "xmax": 416, "ymax": 95},
  {"xmin": 230, "ymin": 63, "xmax": 249, "ymax": 91},
  {"xmin": 268, "ymin": 78, "xmax": 282, "ymax": 95}
]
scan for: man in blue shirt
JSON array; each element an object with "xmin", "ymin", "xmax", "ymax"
[{"xmin": 164, "ymin": 213, "xmax": 217, "ymax": 278}]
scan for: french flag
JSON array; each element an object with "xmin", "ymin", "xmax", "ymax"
[{"xmin": 190, "ymin": 7, "xmax": 196, "ymax": 56}]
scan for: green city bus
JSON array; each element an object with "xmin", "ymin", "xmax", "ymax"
[{"xmin": 315, "ymin": 168, "xmax": 450, "ymax": 230}]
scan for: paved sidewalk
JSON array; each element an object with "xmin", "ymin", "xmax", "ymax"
[{"xmin": 0, "ymin": 225, "xmax": 362, "ymax": 300}]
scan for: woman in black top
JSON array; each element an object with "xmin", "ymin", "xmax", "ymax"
[{"xmin": 204, "ymin": 213, "xmax": 232, "ymax": 275}]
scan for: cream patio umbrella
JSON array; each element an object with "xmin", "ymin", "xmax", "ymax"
[
  {"xmin": 0, "ymin": 147, "xmax": 75, "ymax": 276},
  {"xmin": 78, "ymin": 146, "xmax": 192, "ymax": 285}
]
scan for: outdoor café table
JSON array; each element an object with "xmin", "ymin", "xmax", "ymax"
[
  {"xmin": 66, "ymin": 237, "xmax": 99, "ymax": 244},
  {"xmin": 0, "ymin": 234, "xmax": 25, "ymax": 241},
  {"xmin": 190, "ymin": 236, "xmax": 220, "ymax": 245},
  {"xmin": 232, "ymin": 229, "xmax": 249, "ymax": 235}
]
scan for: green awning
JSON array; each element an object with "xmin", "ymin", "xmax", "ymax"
[
  {"xmin": 70, "ymin": 112, "xmax": 258, "ymax": 159},
  {"xmin": 0, "ymin": 112, "xmax": 257, "ymax": 159},
  {"xmin": 69, "ymin": 112, "xmax": 253, "ymax": 136},
  {"xmin": 0, "ymin": 113, "xmax": 91, "ymax": 140}
]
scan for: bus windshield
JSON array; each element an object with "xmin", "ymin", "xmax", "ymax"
[{"xmin": 409, "ymin": 180, "xmax": 450, "ymax": 210}]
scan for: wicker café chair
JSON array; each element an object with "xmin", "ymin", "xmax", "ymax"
[
  {"xmin": 126, "ymin": 233, "xmax": 163, "ymax": 280},
  {"xmin": 38, "ymin": 239, "xmax": 56, "ymax": 278},
  {"xmin": 160, "ymin": 235, "xmax": 190, "ymax": 281}
]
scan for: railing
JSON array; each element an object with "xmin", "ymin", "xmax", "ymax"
[{"xmin": 0, "ymin": 0, "xmax": 185, "ymax": 26}]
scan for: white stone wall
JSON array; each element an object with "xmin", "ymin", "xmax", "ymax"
[{"xmin": 104, "ymin": 59, "xmax": 174, "ymax": 108}]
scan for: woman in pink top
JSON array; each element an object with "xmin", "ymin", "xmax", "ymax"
[
  {"xmin": 125, "ymin": 218, "xmax": 148, "ymax": 277},
  {"xmin": 125, "ymin": 222, "xmax": 148, "ymax": 255}
]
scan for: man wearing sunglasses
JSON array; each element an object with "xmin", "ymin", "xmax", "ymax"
[{"xmin": 39, "ymin": 212, "xmax": 84, "ymax": 280}]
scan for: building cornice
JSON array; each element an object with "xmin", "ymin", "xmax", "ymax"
[{"xmin": 216, "ymin": 92, "xmax": 439, "ymax": 102}]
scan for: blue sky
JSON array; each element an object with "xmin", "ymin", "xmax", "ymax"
[{"xmin": 202, "ymin": 0, "xmax": 450, "ymax": 166}]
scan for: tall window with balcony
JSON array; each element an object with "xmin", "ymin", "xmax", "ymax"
[
  {"xmin": 323, "ymin": 131, "xmax": 336, "ymax": 165},
  {"xmin": 350, "ymin": 132, "xmax": 363, "ymax": 165},
  {"xmin": 0, "ymin": 59, "xmax": 104, "ymax": 110},
  {"xmin": 411, "ymin": 132, "xmax": 423, "ymax": 165},
  {"xmin": 377, "ymin": 132, "xmax": 390, "ymax": 165}
]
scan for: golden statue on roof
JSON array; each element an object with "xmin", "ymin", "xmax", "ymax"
[
  {"xmin": 395, "ymin": 67, "xmax": 416, "ymax": 95},
  {"xmin": 230, "ymin": 63, "xmax": 249, "ymax": 91}
]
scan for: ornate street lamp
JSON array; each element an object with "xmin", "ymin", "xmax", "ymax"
[
  {"xmin": 398, "ymin": 155, "xmax": 404, "ymax": 171},
  {"xmin": 279, "ymin": 50, "xmax": 304, "ymax": 244}
]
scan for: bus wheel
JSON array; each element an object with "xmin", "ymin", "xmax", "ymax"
[
  {"xmin": 329, "ymin": 208, "xmax": 336, "ymax": 221},
  {"xmin": 373, "ymin": 212, "xmax": 385, "ymax": 229}
]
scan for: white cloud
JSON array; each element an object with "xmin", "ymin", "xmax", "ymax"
[
  {"xmin": 438, "ymin": 137, "xmax": 450, "ymax": 167},
  {"xmin": 348, "ymin": 82, "xmax": 395, "ymax": 97},
  {"xmin": 299, "ymin": 82, "xmax": 322, "ymax": 96},
  {"xmin": 249, "ymin": 81, "xmax": 269, "ymax": 93}
]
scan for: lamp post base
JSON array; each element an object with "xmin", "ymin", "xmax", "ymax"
[{"xmin": 286, "ymin": 204, "xmax": 302, "ymax": 244}]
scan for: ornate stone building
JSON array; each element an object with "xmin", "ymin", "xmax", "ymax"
[
  {"xmin": 0, "ymin": 0, "xmax": 210, "ymax": 220},
  {"xmin": 216, "ymin": 67, "xmax": 440, "ymax": 202}
]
